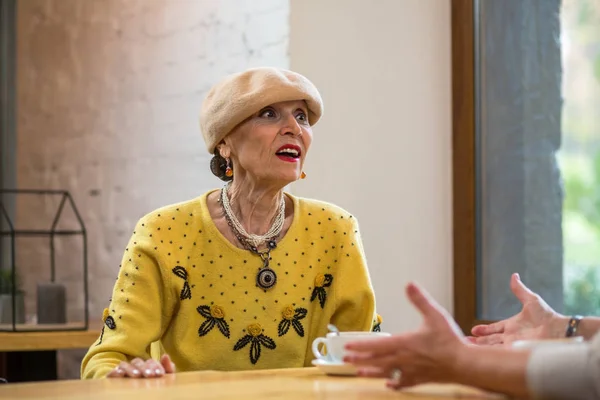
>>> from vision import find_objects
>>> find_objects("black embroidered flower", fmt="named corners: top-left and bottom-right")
top-left (105, 316), bottom-right (116, 329)
top-left (234, 323), bottom-right (276, 364)
top-left (310, 273), bottom-right (333, 308)
top-left (197, 305), bottom-right (230, 338)
top-left (372, 314), bottom-right (383, 332)
top-left (96, 308), bottom-right (117, 346)
top-left (278, 306), bottom-right (307, 337)
top-left (172, 266), bottom-right (191, 300)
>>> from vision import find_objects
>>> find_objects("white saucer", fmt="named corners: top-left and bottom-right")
top-left (311, 359), bottom-right (357, 376)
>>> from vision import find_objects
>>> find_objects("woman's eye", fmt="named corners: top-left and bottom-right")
top-left (259, 109), bottom-right (276, 118)
top-left (296, 112), bottom-right (308, 122)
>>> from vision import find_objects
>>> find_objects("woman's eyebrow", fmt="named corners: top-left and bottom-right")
top-left (294, 106), bottom-right (308, 113)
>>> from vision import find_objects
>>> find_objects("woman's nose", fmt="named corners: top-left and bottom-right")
top-left (281, 114), bottom-right (302, 136)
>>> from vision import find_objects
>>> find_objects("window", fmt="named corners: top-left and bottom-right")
top-left (0, 0), bottom-right (16, 269)
top-left (453, 0), bottom-right (600, 330)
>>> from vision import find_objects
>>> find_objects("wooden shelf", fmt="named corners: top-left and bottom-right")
top-left (0, 229), bottom-right (84, 236)
top-left (0, 324), bottom-right (100, 351)
top-left (0, 322), bottom-right (87, 331)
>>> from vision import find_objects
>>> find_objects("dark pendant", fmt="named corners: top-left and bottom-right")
top-left (268, 240), bottom-right (277, 249)
top-left (256, 267), bottom-right (277, 290)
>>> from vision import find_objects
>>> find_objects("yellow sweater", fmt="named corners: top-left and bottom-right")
top-left (81, 191), bottom-right (379, 379)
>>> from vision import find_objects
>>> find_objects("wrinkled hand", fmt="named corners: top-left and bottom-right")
top-left (107, 354), bottom-right (175, 378)
top-left (469, 273), bottom-right (564, 346)
top-left (343, 282), bottom-right (466, 390)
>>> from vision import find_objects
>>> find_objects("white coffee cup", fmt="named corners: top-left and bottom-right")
top-left (312, 331), bottom-right (391, 363)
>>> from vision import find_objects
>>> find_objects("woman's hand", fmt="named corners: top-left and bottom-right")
top-left (343, 282), bottom-right (467, 389)
top-left (107, 354), bottom-right (175, 378)
top-left (469, 273), bottom-right (566, 346)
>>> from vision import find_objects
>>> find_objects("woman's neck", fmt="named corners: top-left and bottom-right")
top-left (226, 179), bottom-right (284, 236)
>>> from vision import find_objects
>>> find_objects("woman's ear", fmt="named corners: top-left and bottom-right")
top-left (216, 141), bottom-right (230, 159)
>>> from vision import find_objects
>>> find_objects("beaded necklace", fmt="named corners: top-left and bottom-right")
top-left (219, 183), bottom-right (285, 290)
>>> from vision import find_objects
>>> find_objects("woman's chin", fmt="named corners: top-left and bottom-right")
top-left (249, 170), bottom-right (301, 186)
top-left (276, 174), bottom-right (301, 186)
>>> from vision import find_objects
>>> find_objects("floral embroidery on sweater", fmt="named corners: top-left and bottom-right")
top-left (197, 305), bottom-right (230, 338)
top-left (233, 323), bottom-right (276, 365)
top-left (172, 266), bottom-right (192, 300)
top-left (95, 308), bottom-right (117, 346)
top-left (311, 273), bottom-right (333, 308)
top-left (372, 314), bottom-right (383, 332)
top-left (278, 306), bottom-right (307, 337)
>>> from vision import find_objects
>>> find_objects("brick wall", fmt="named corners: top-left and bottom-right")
top-left (15, 0), bottom-right (289, 378)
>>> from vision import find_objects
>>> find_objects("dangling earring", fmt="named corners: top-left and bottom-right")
top-left (300, 171), bottom-right (306, 179)
top-left (225, 158), bottom-right (233, 177)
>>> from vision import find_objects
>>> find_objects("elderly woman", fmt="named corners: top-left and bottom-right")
top-left (81, 67), bottom-right (380, 379)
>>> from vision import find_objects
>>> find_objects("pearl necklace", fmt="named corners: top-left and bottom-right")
top-left (219, 183), bottom-right (286, 290)
top-left (220, 183), bottom-right (286, 249)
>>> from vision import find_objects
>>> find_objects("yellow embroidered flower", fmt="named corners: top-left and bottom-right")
top-left (210, 305), bottom-right (225, 319)
top-left (282, 305), bottom-right (295, 320)
top-left (234, 323), bottom-right (277, 364)
top-left (102, 308), bottom-right (116, 330)
top-left (197, 304), bottom-right (230, 338)
top-left (278, 307), bottom-right (307, 337)
top-left (96, 307), bottom-right (116, 346)
top-left (314, 273), bottom-right (325, 287)
top-left (372, 314), bottom-right (383, 332)
top-left (311, 273), bottom-right (334, 308)
top-left (248, 323), bottom-right (262, 337)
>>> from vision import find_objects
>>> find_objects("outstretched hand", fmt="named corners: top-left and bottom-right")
top-left (469, 273), bottom-right (564, 346)
top-left (343, 282), bottom-right (466, 389)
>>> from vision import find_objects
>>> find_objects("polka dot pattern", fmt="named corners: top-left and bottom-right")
top-left (84, 192), bottom-right (378, 376)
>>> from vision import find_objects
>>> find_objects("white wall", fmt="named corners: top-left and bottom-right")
top-left (290, 0), bottom-right (452, 333)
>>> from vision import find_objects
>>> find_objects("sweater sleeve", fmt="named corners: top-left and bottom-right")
top-left (330, 216), bottom-right (378, 332)
top-left (80, 216), bottom-right (175, 379)
top-left (526, 332), bottom-right (600, 399)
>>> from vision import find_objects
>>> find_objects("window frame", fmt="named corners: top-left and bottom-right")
top-left (451, 0), bottom-right (488, 333)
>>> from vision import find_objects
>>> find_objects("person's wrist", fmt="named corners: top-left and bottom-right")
top-left (548, 314), bottom-right (569, 338)
top-left (447, 340), bottom-right (472, 384)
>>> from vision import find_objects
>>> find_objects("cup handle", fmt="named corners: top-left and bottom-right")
top-left (312, 337), bottom-right (328, 360)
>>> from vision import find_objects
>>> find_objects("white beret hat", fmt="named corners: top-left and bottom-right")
top-left (200, 67), bottom-right (324, 154)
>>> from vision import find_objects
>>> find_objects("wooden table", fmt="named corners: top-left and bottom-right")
top-left (0, 367), bottom-right (505, 399)
top-left (0, 327), bottom-right (100, 382)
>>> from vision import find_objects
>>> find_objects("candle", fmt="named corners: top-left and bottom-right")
top-left (37, 282), bottom-right (66, 324)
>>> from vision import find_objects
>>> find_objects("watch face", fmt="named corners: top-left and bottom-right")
top-left (566, 316), bottom-right (583, 337)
